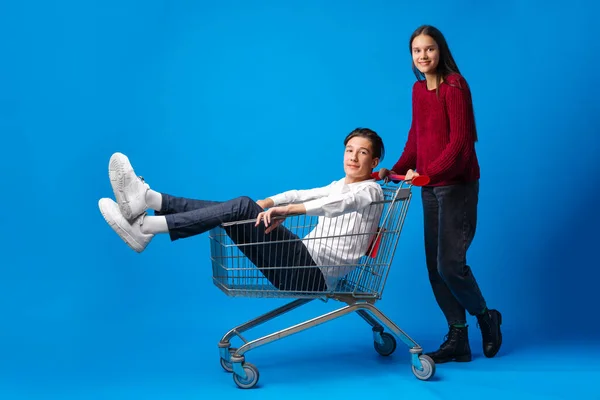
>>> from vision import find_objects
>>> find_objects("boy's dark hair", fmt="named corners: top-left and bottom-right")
top-left (344, 128), bottom-right (385, 161)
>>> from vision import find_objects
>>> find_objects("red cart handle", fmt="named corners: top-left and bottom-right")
top-left (370, 172), bottom-right (430, 187)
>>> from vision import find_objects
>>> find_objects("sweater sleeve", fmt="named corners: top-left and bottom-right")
top-left (421, 79), bottom-right (473, 183)
top-left (391, 84), bottom-right (418, 174)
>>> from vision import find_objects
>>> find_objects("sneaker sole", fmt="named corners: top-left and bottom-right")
top-left (99, 199), bottom-right (145, 253)
top-left (108, 153), bottom-right (136, 221)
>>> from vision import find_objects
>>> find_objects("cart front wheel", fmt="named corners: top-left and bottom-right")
top-left (233, 362), bottom-right (260, 389)
top-left (412, 355), bottom-right (436, 381)
top-left (374, 332), bottom-right (397, 356)
top-left (219, 347), bottom-right (238, 373)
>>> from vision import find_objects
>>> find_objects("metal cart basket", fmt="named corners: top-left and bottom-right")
top-left (210, 175), bottom-right (435, 388)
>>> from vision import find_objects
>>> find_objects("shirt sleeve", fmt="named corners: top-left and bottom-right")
top-left (303, 183), bottom-right (382, 218)
top-left (268, 181), bottom-right (336, 206)
top-left (421, 80), bottom-right (474, 183)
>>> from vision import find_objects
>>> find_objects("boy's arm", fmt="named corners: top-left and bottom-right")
top-left (256, 183), bottom-right (381, 233)
top-left (257, 181), bottom-right (336, 208)
top-left (257, 198), bottom-right (307, 211)
top-left (303, 184), bottom-right (382, 218)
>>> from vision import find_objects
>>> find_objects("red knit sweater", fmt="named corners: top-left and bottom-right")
top-left (391, 73), bottom-right (480, 186)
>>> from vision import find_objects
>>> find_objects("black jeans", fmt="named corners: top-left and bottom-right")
top-left (157, 194), bottom-right (327, 292)
top-left (421, 181), bottom-right (487, 325)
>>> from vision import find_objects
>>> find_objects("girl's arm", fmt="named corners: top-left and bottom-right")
top-left (391, 86), bottom-right (418, 174)
top-left (422, 80), bottom-right (474, 182)
top-left (390, 124), bottom-right (417, 175)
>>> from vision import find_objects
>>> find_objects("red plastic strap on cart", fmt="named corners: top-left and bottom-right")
top-left (366, 228), bottom-right (386, 258)
top-left (370, 172), bottom-right (430, 186)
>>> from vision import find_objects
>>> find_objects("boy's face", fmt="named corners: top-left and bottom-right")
top-left (344, 136), bottom-right (379, 183)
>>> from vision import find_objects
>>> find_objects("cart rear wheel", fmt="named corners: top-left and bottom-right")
top-left (412, 355), bottom-right (436, 381)
top-left (233, 362), bottom-right (259, 389)
top-left (374, 332), bottom-right (397, 356)
top-left (219, 347), bottom-right (238, 373)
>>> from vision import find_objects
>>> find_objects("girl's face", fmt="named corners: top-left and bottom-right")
top-left (411, 34), bottom-right (439, 75)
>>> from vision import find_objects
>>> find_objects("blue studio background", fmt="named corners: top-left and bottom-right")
top-left (1, 0), bottom-right (599, 399)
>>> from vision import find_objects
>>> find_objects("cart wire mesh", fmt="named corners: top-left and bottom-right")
top-left (210, 183), bottom-right (412, 299)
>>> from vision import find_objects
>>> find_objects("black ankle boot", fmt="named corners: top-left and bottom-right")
top-left (425, 325), bottom-right (472, 364)
top-left (476, 309), bottom-right (502, 358)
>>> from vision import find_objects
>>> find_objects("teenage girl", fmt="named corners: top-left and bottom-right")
top-left (379, 25), bottom-right (502, 363)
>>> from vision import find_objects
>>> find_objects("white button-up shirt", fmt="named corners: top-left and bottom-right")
top-left (269, 178), bottom-right (384, 290)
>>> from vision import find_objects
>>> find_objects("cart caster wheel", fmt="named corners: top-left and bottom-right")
top-left (219, 347), bottom-right (238, 373)
top-left (412, 355), bottom-right (436, 381)
top-left (233, 362), bottom-right (260, 389)
top-left (374, 332), bottom-right (397, 356)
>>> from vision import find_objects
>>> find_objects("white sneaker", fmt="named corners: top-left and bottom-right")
top-left (98, 198), bottom-right (153, 253)
top-left (108, 152), bottom-right (149, 221)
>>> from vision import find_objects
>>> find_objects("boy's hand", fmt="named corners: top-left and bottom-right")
top-left (255, 206), bottom-right (289, 234)
top-left (378, 168), bottom-right (391, 180)
top-left (378, 168), bottom-right (399, 182)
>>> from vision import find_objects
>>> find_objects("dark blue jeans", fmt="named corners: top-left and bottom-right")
top-left (421, 181), bottom-right (487, 325)
top-left (157, 194), bottom-right (327, 292)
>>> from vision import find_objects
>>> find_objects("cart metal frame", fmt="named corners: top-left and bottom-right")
top-left (209, 179), bottom-right (435, 388)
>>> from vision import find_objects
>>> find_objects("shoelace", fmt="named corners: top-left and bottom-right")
top-left (441, 328), bottom-right (463, 347)
top-left (441, 333), bottom-right (450, 345)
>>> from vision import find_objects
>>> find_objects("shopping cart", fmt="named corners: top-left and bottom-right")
top-left (210, 173), bottom-right (434, 389)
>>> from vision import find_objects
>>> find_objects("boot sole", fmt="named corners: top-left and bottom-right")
top-left (431, 354), bottom-right (472, 364)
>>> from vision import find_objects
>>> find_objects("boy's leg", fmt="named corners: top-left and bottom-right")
top-left (100, 194), bottom-right (327, 290)
top-left (224, 217), bottom-right (327, 292)
top-left (155, 193), bottom-right (222, 216)
top-left (108, 152), bottom-right (226, 219)
top-left (165, 196), bottom-right (261, 240)
top-left (163, 195), bottom-right (326, 290)
top-left (104, 153), bottom-right (325, 290)
top-left (99, 195), bottom-right (256, 253)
